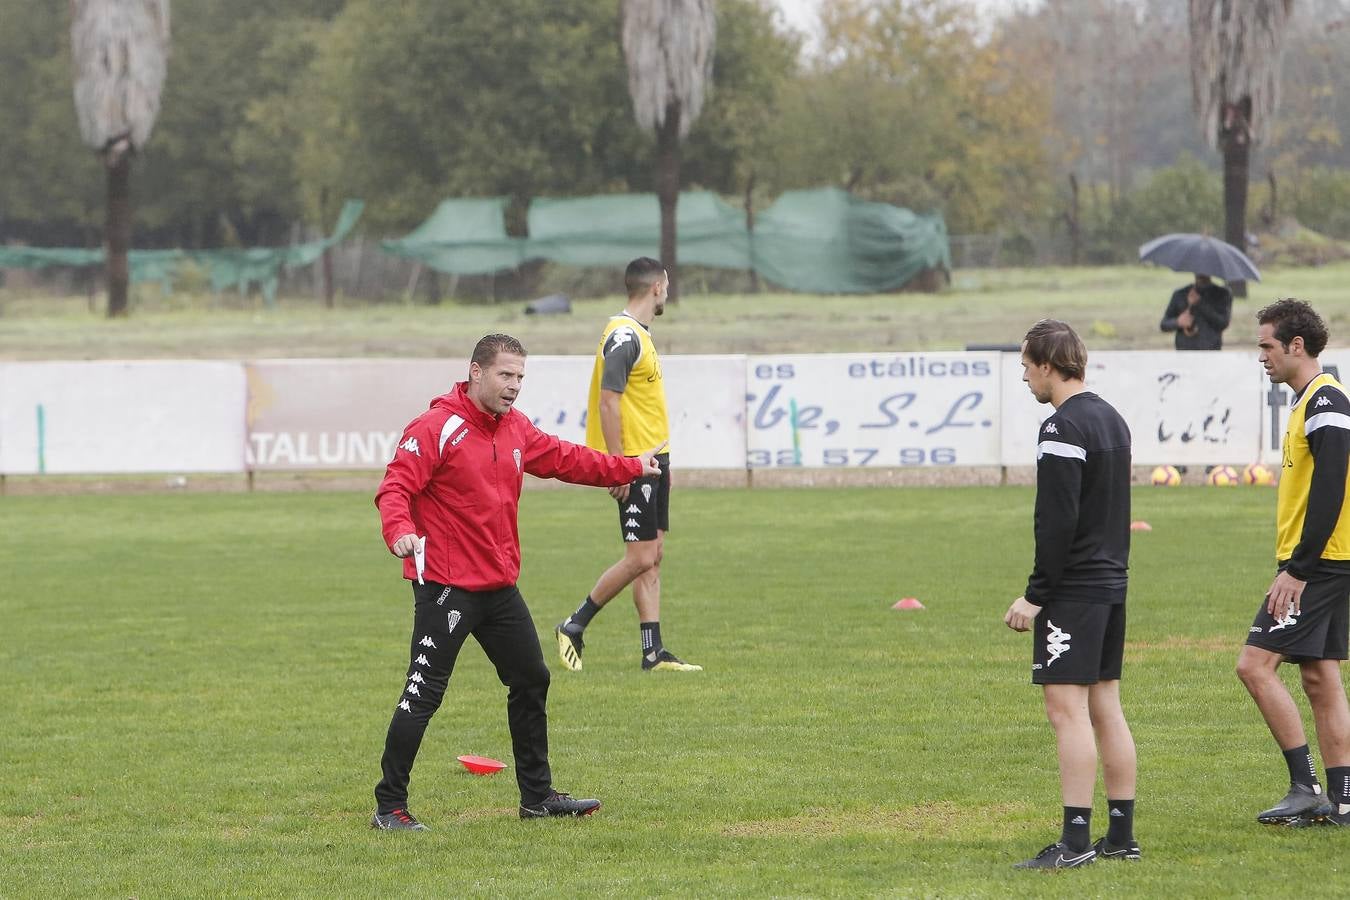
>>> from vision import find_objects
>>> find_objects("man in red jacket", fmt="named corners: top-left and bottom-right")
top-left (370, 333), bottom-right (663, 830)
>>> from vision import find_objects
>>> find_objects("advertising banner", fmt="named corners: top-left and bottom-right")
top-left (245, 356), bottom-right (747, 472)
top-left (0, 361), bottom-right (247, 474)
top-left (744, 353), bottom-right (1003, 468)
top-left (245, 359), bottom-right (464, 470)
top-left (1001, 351), bottom-right (1264, 466)
top-left (513, 356), bottom-right (746, 469)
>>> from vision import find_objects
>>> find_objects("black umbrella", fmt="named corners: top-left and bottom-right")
top-left (1138, 233), bottom-right (1261, 282)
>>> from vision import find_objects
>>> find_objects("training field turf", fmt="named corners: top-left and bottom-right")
top-left (3, 484), bottom-right (1347, 896)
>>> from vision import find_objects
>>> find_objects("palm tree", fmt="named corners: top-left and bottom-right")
top-left (1188, 0), bottom-right (1293, 297)
top-left (71, 0), bottom-right (171, 317)
top-left (621, 0), bottom-right (716, 303)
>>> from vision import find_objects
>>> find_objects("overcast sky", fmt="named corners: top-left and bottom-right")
top-left (773, 0), bottom-right (1035, 33)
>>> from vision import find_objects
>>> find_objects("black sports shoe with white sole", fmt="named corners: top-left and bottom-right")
top-left (370, 808), bottom-right (428, 831)
top-left (1092, 836), bottom-right (1140, 860)
top-left (519, 790), bottom-right (601, 819)
top-left (1013, 841), bottom-right (1096, 870)
top-left (1257, 783), bottom-right (1333, 825)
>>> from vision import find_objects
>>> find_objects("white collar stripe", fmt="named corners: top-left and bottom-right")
top-left (1037, 440), bottom-right (1087, 461)
top-left (439, 414), bottom-right (465, 454)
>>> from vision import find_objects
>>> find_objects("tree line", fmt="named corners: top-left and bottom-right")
top-left (2, 0), bottom-right (1348, 266)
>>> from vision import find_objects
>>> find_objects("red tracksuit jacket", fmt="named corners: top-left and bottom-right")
top-left (375, 381), bottom-right (643, 591)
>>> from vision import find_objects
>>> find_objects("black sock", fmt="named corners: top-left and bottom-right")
top-left (1060, 806), bottom-right (1091, 852)
top-left (564, 597), bottom-right (601, 634)
top-left (640, 621), bottom-right (662, 658)
top-left (1283, 744), bottom-right (1320, 789)
top-left (1328, 766), bottom-right (1350, 808)
top-left (1106, 798), bottom-right (1134, 845)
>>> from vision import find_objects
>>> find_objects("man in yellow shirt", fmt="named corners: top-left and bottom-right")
top-left (1238, 298), bottom-right (1350, 827)
top-left (555, 257), bottom-right (701, 673)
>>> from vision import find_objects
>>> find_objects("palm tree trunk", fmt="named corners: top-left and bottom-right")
top-left (656, 100), bottom-right (681, 304)
top-left (106, 153), bottom-right (132, 318)
top-left (1220, 104), bottom-right (1251, 298)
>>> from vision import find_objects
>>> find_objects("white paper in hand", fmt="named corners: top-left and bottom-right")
top-left (413, 535), bottom-right (427, 585)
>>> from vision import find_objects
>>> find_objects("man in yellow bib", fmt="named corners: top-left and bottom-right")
top-left (1238, 299), bottom-right (1350, 827)
top-left (555, 257), bottom-right (701, 673)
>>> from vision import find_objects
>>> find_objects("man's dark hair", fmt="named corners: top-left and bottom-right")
top-left (1023, 319), bottom-right (1087, 380)
top-left (625, 257), bottom-right (666, 298)
top-left (1257, 298), bottom-right (1328, 357)
top-left (471, 333), bottom-right (527, 368)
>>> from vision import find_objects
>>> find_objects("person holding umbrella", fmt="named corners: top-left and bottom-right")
top-left (1160, 274), bottom-right (1233, 350)
top-left (1140, 232), bottom-right (1260, 351)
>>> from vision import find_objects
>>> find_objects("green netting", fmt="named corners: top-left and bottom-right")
top-left (387, 188), bottom-right (947, 293)
top-left (0, 200), bottom-right (364, 303)
top-left (752, 188), bottom-right (950, 294)
top-left (526, 191), bottom-right (749, 269)
top-left (381, 197), bottom-right (526, 275)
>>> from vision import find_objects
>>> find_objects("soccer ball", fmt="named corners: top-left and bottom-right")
top-left (1207, 465), bottom-right (1240, 486)
top-left (1150, 465), bottom-right (1181, 486)
top-left (1242, 463), bottom-right (1277, 486)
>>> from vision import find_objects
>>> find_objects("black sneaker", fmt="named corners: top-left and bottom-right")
top-left (641, 648), bottom-right (703, 672)
top-left (1257, 783), bottom-right (1333, 825)
top-left (519, 790), bottom-right (601, 819)
top-left (370, 808), bottom-right (428, 831)
top-left (1013, 842), bottom-right (1096, 870)
top-left (555, 623), bottom-right (584, 672)
top-left (1294, 800), bottom-right (1350, 827)
top-left (1092, 836), bottom-right (1141, 860)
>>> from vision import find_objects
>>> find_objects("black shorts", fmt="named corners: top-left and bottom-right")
top-left (1031, 600), bottom-right (1126, 685)
top-left (1246, 568), bottom-right (1350, 662)
top-left (616, 453), bottom-right (670, 543)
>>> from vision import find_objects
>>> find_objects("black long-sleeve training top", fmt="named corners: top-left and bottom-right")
top-left (1025, 391), bottom-right (1133, 605)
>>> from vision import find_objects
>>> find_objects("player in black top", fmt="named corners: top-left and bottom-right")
top-left (1004, 319), bottom-right (1139, 869)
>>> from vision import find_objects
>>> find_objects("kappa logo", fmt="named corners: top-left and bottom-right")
top-left (1316, 395), bottom-right (1332, 408)
top-left (625, 504), bottom-right (641, 514)
top-left (451, 428), bottom-right (469, 447)
top-left (435, 586), bottom-right (452, 606)
top-left (625, 518), bottom-right (639, 528)
top-left (415, 654), bottom-right (430, 666)
top-left (625, 533), bottom-right (639, 542)
top-left (409, 672), bottom-right (425, 684)
top-left (1043, 422), bottom-right (1058, 435)
top-left (419, 635), bottom-right (437, 649)
top-left (608, 327), bottom-right (635, 352)
top-left (513, 448), bottom-right (522, 472)
top-left (399, 436), bottom-right (421, 456)
top-left (641, 484), bottom-right (653, 503)
top-left (1045, 620), bottom-right (1071, 666)
top-left (447, 610), bottom-right (462, 634)
top-left (398, 699), bottom-right (412, 712)
top-left (1271, 609), bottom-right (1300, 632)
top-left (406, 683), bottom-right (421, 696)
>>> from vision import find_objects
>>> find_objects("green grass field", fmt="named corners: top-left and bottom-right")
top-left (4, 262), bottom-right (1350, 359)
top-left (5, 484), bottom-right (1349, 897)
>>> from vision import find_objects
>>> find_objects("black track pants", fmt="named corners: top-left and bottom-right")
top-left (374, 580), bottom-right (553, 811)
